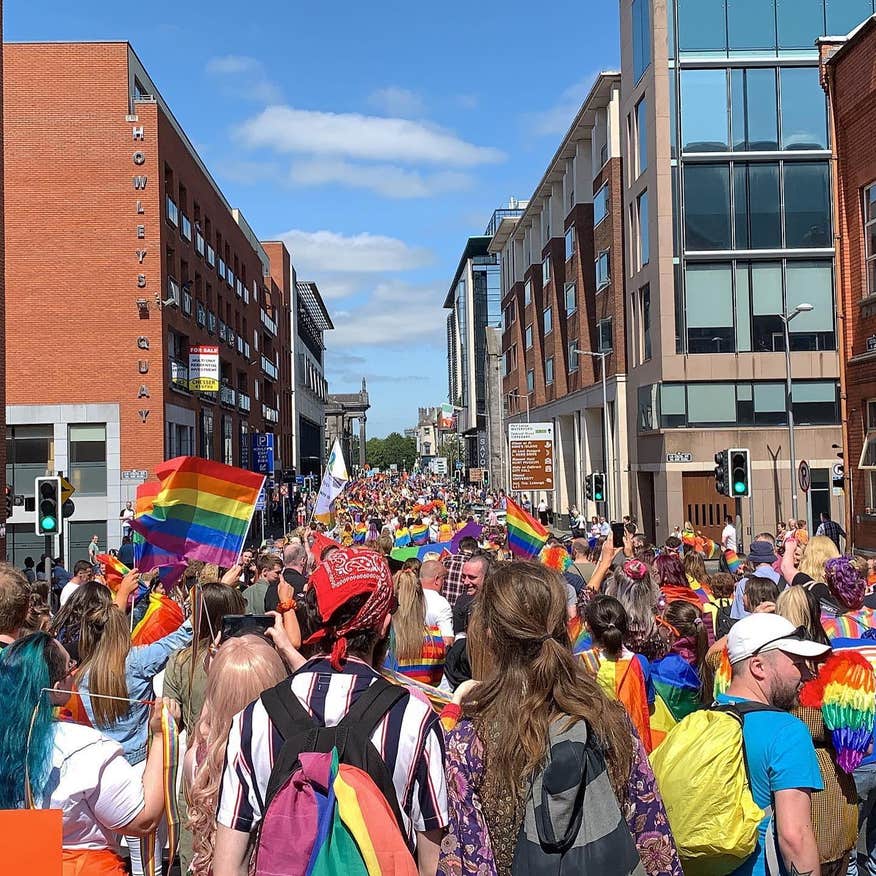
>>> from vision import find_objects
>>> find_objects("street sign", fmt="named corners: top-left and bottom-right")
top-left (833, 462), bottom-right (844, 480)
top-left (469, 467), bottom-right (484, 483)
top-left (251, 433), bottom-right (275, 475)
top-left (666, 452), bottom-right (692, 463)
top-left (798, 459), bottom-right (811, 493)
top-left (60, 476), bottom-right (76, 504)
top-left (508, 422), bottom-right (555, 492)
top-left (455, 460), bottom-right (464, 471)
top-left (255, 487), bottom-right (267, 511)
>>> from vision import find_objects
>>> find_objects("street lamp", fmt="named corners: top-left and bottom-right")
top-left (574, 347), bottom-right (614, 520)
top-left (507, 389), bottom-right (530, 423)
top-left (781, 303), bottom-right (813, 521)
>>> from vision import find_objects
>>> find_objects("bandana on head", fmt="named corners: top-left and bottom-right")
top-left (303, 547), bottom-right (395, 670)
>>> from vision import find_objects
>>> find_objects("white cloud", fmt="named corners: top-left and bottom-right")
top-left (235, 106), bottom-right (505, 166)
top-left (367, 86), bottom-right (425, 117)
top-left (214, 158), bottom-right (283, 184)
top-left (289, 158), bottom-right (472, 198)
top-left (525, 74), bottom-right (599, 136)
top-left (276, 229), bottom-right (432, 275)
top-left (205, 55), bottom-right (282, 104)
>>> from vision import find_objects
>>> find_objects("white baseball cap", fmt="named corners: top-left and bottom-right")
top-left (727, 613), bottom-right (831, 665)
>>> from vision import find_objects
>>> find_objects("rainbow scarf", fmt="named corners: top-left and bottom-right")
top-left (141, 703), bottom-right (180, 876)
top-left (131, 456), bottom-right (264, 568)
top-left (724, 549), bottom-right (743, 574)
top-left (800, 651), bottom-right (876, 773)
top-left (505, 496), bottom-right (549, 558)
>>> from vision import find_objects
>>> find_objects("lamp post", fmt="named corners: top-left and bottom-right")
top-left (574, 347), bottom-right (613, 520)
top-left (780, 303), bottom-right (814, 521)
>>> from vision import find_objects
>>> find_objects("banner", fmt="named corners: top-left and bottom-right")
top-left (438, 404), bottom-right (456, 429)
top-left (314, 438), bottom-right (349, 521)
top-left (188, 344), bottom-right (220, 391)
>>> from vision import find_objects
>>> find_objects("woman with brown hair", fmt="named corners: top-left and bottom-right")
top-left (440, 561), bottom-right (681, 876)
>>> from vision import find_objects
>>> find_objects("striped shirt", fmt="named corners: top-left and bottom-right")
top-left (217, 656), bottom-right (448, 842)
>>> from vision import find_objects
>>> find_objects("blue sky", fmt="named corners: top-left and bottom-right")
top-left (6, 0), bottom-right (620, 437)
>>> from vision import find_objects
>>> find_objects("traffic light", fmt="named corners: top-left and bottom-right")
top-left (592, 473), bottom-right (605, 503)
top-left (714, 450), bottom-right (729, 496)
top-left (585, 474), bottom-right (594, 501)
top-left (35, 476), bottom-right (62, 536)
top-left (5, 485), bottom-right (12, 518)
top-left (729, 448), bottom-right (751, 498)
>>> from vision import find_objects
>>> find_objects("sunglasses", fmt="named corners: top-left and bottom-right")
top-left (752, 625), bottom-right (807, 656)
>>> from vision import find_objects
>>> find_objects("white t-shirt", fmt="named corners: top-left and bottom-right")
top-left (39, 722), bottom-right (144, 850)
top-left (59, 580), bottom-right (80, 607)
top-left (722, 523), bottom-right (737, 553)
top-left (423, 588), bottom-right (454, 639)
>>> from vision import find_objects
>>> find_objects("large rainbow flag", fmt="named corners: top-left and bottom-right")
top-left (130, 457), bottom-right (264, 568)
top-left (133, 482), bottom-right (185, 573)
top-left (505, 496), bottom-right (549, 557)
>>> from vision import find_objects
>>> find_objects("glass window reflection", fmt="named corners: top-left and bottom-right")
top-left (784, 162), bottom-right (831, 247)
top-left (678, 0), bottom-right (727, 52)
top-left (780, 67), bottom-right (827, 150)
top-left (684, 163), bottom-right (731, 250)
top-left (825, 0), bottom-right (873, 35)
top-left (776, 0), bottom-right (825, 48)
top-left (734, 163), bottom-right (781, 249)
top-left (732, 68), bottom-right (778, 150)
top-left (727, 0), bottom-right (777, 50)
top-left (681, 69), bottom-right (729, 151)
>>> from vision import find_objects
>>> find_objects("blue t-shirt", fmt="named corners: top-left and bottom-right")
top-left (714, 694), bottom-right (823, 876)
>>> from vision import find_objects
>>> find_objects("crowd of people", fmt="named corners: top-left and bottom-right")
top-left (0, 470), bottom-right (875, 876)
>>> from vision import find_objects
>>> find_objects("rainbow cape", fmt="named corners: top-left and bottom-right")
top-left (800, 650), bottom-right (876, 773)
top-left (409, 523), bottom-right (429, 546)
top-left (713, 647), bottom-right (732, 698)
top-left (681, 529), bottom-right (719, 559)
top-left (95, 553), bottom-right (130, 591)
top-left (724, 549), bottom-right (743, 574)
top-left (352, 522), bottom-right (368, 544)
top-left (595, 654), bottom-right (654, 752)
top-left (505, 496), bottom-right (549, 558)
top-left (567, 616), bottom-right (593, 655)
top-left (394, 527), bottom-right (411, 548)
top-left (650, 653), bottom-right (702, 723)
top-left (130, 457), bottom-right (264, 568)
top-left (821, 608), bottom-right (876, 641)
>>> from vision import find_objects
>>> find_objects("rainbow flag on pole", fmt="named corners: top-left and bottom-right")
top-left (505, 496), bottom-right (549, 557)
top-left (95, 553), bottom-right (130, 591)
top-left (130, 457), bottom-right (264, 568)
top-left (133, 482), bottom-right (186, 573)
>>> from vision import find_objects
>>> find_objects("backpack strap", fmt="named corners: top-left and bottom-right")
top-left (260, 678), bottom-right (316, 740)
top-left (338, 676), bottom-right (407, 735)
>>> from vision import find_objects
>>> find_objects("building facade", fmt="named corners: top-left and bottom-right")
top-left (3, 43), bottom-right (300, 565)
top-left (821, 14), bottom-right (876, 553)
top-left (492, 74), bottom-right (629, 521)
top-left (619, 0), bottom-right (848, 542)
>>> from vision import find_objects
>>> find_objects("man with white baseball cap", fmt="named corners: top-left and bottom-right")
top-left (716, 613), bottom-right (830, 876)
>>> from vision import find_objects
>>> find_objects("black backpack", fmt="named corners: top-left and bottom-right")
top-left (259, 675), bottom-right (411, 846)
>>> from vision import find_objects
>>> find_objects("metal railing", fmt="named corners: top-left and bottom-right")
top-left (238, 392), bottom-right (251, 413)
top-left (169, 356), bottom-right (189, 390)
top-left (260, 355), bottom-right (278, 380)
top-left (220, 385), bottom-right (236, 407)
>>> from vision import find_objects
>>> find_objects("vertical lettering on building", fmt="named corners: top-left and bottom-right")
top-left (132, 176), bottom-right (148, 190)
top-left (132, 126), bottom-right (144, 141)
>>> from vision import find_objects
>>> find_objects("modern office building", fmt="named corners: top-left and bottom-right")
top-left (3, 43), bottom-right (309, 564)
top-left (491, 74), bottom-right (628, 520)
top-left (446, 202), bottom-right (526, 471)
top-left (820, 14), bottom-right (876, 552)
top-left (619, 0), bottom-right (851, 542)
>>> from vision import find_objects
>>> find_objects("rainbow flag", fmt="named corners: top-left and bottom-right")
top-left (724, 549), bottom-right (743, 574)
top-left (352, 522), bottom-right (368, 544)
top-left (595, 655), bottom-right (654, 752)
top-left (409, 523), bottom-right (429, 546)
top-left (505, 496), bottom-right (549, 557)
top-left (130, 457), bottom-right (264, 568)
top-left (133, 482), bottom-right (185, 573)
top-left (567, 616), bottom-right (593, 655)
top-left (394, 527), bottom-right (411, 548)
top-left (95, 553), bottom-right (129, 591)
top-left (131, 592), bottom-right (184, 646)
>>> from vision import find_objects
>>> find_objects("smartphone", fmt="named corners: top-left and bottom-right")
top-left (220, 614), bottom-right (273, 642)
top-left (611, 522), bottom-right (625, 549)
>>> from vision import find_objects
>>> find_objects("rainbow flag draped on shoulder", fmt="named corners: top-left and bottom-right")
top-left (130, 457), bottom-right (264, 568)
top-left (505, 496), bottom-right (549, 557)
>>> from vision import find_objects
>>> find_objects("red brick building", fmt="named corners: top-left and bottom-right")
top-left (3, 42), bottom-right (297, 563)
top-left (821, 18), bottom-right (876, 552)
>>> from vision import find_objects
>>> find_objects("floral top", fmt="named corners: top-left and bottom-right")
top-left (438, 717), bottom-right (682, 876)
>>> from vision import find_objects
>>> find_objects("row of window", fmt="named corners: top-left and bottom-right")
top-left (505, 320), bottom-right (614, 383)
top-left (167, 414), bottom-right (256, 469)
top-left (683, 161), bottom-right (831, 252)
top-left (638, 379), bottom-right (839, 431)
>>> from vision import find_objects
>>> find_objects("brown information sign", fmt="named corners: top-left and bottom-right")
top-left (509, 422), bottom-right (555, 492)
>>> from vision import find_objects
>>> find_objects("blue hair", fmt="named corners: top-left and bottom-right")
top-left (0, 633), bottom-right (65, 808)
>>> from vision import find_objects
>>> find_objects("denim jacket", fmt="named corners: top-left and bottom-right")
top-left (79, 619), bottom-right (193, 764)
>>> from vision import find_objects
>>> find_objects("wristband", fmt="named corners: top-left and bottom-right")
top-left (276, 599), bottom-right (297, 614)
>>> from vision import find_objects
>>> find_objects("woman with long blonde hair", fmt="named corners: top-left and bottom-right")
top-left (186, 635), bottom-right (287, 876)
top-left (441, 562), bottom-right (682, 876)
top-left (781, 533), bottom-right (840, 587)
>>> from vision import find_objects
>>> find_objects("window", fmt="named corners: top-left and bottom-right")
top-left (544, 307), bottom-right (553, 335)
top-left (569, 341), bottom-right (579, 371)
top-left (828, 0), bottom-right (874, 34)
top-left (632, 0), bottom-right (652, 82)
top-left (777, 0), bottom-right (825, 50)
top-left (545, 357), bottom-right (554, 385)
top-left (743, 261), bottom-right (784, 352)
top-left (525, 324), bottom-right (533, 349)
top-left (636, 97), bottom-right (648, 175)
top-left (503, 301), bottom-right (516, 330)
top-left (596, 251), bottom-right (611, 288)
top-left (594, 184), bottom-right (609, 226)
top-left (784, 162), bottom-right (831, 247)
top-left (681, 69), bottom-right (728, 152)
top-left (200, 409), bottom-right (214, 460)
top-left (68, 425), bottom-right (107, 496)
top-left (659, 384), bottom-right (687, 428)
top-left (686, 263), bottom-right (734, 353)
top-left (677, 0), bottom-right (727, 52)
top-left (792, 381), bottom-right (838, 424)
top-left (565, 282), bottom-right (577, 314)
top-left (222, 415), bottom-right (233, 466)
top-left (684, 164), bottom-right (731, 250)
top-left (731, 68), bottom-right (778, 151)
top-left (542, 256), bottom-right (551, 286)
top-left (6, 426), bottom-right (53, 495)
top-left (786, 261), bottom-right (835, 350)
top-left (638, 190), bottom-right (650, 266)
top-left (509, 344), bottom-right (518, 372)
top-left (727, 0), bottom-right (777, 50)
top-left (734, 163), bottom-right (781, 249)
top-left (565, 227), bottom-right (575, 261)
top-left (524, 280), bottom-right (532, 307)
top-left (865, 183), bottom-right (876, 296)
top-left (688, 383), bottom-right (737, 424)
top-left (641, 284), bottom-right (652, 360)
top-left (780, 68), bottom-right (828, 151)
top-left (526, 369), bottom-right (535, 393)
top-left (598, 318), bottom-right (613, 353)
top-left (239, 421), bottom-right (250, 470)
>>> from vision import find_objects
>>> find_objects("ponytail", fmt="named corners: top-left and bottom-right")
top-left (585, 595), bottom-right (630, 659)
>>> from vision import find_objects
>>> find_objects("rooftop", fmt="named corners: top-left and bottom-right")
top-left (296, 281), bottom-right (334, 331)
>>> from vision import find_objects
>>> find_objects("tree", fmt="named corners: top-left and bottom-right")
top-left (366, 433), bottom-right (418, 470)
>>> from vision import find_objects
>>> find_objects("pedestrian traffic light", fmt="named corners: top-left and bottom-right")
top-left (585, 474), bottom-right (594, 501)
top-left (592, 473), bottom-right (605, 503)
top-left (714, 450), bottom-right (729, 496)
top-left (729, 448), bottom-right (751, 498)
top-left (35, 476), bottom-right (62, 536)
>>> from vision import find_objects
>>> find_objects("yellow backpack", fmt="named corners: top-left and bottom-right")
top-left (649, 702), bottom-right (778, 876)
